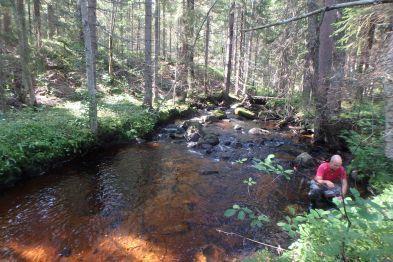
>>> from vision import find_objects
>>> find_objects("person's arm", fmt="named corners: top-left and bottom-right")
top-left (341, 178), bottom-right (348, 196)
top-left (315, 176), bottom-right (335, 188)
top-left (314, 163), bottom-right (335, 188)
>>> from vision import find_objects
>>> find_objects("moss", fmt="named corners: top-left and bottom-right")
top-left (211, 109), bottom-right (226, 120)
top-left (234, 107), bottom-right (256, 119)
top-left (0, 98), bottom-right (192, 188)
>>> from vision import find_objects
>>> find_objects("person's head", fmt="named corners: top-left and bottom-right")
top-left (329, 155), bottom-right (343, 171)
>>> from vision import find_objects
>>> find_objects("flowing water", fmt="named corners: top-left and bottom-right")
top-left (0, 110), bottom-right (312, 261)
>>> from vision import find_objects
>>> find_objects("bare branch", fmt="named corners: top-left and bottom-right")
top-left (216, 229), bottom-right (287, 254)
top-left (244, 0), bottom-right (393, 32)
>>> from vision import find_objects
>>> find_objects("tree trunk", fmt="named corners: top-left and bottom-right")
top-left (182, 0), bottom-right (195, 99)
top-left (47, 4), bottom-right (55, 39)
top-left (224, 1), bottom-right (235, 95)
top-left (0, 67), bottom-right (5, 113)
top-left (144, 0), bottom-right (153, 108)
top-left (153, 0), bottom-right (160, 104)
top-left (328, 5), bottom-right (346, 114)
top-left (383, 24), bottom-right (393, 159)
top-left (137, 17), bottom-right (141, 52)
top-left (169, 25), bottom-right (172, 59)
top-left (108, 1), bottom-right (117, 77)
top-left (235, 7), bottom-right (244, 96)
top-left (33, 0), bottom-right (41, 47)
top-left (242, 30), bottom-right (253, 95)
top-left (27, 0), bottom-right (32, 38)
top-left (80, 0), bottom-right (98, 134)
top-left (303, 0), bottom-right (320, 106)
top-left (3, 7), bottom-right (12, 37)
top-left (130, 3), bottom-right (134, 52)
top-left (14, 0), bottom-right (36, 106)
top-left (204, 15), bottom-right (210, 95)
top-left (89, 0), bottom-right (97, 58)
top-left (314, 0), bottom-right (338, 146)
top-left (162, 1), bottom-right (166, 58)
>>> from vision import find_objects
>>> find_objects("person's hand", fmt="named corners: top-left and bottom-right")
top-left (335, 196), bottom-right (343, 202)
top-left (325, 180), bottom-right (335, 188)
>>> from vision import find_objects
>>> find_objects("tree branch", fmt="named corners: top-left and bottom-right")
top-left (192, 0), bottom-right (219, 49)
top-left (216, 229), bottom-right (287, 254)
top-left (244, 0), bottom-right (393, 32)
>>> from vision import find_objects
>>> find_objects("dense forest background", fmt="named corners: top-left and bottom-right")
top-left (0, 0), bottom-right (392, 260)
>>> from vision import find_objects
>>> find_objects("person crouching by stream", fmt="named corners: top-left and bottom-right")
top-left (308, 155), bottom-right (349, 210)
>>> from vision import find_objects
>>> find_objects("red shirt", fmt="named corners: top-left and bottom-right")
top-left (315, 162), bottom-right (347, 182)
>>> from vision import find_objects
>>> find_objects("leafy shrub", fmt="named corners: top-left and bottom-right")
top-left (253, 154), bottom-right (294, 180)
top-left (0, 107), bottom-right (94, 183)
top-left (224, 204), bottom-right (270, 228)
top-left (278, 187), bottom-right (393, 261)
top-left (340, 102), bottom-right (393, 191)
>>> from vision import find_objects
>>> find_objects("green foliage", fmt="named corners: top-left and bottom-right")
top-left (0, 96), bottom-right (190, 185)
top-left (0, 107), bottom-right (94, 184)
top-left (224, 204), bottom-right (270, 228)
top-left (243, 177), bottom-right (257, 187)
top-left (278, 187), bottom-right (393, 261)
top-left (340, 102), bottom-right (393, 191)
top-left (40, 38), bottom-right (84, 71)
top-left (253, 154), bottom-right (293, 180)
top-left (244, 249), bottom-right (277, 262)
top-left (235, 157), bottom-right (248, 164)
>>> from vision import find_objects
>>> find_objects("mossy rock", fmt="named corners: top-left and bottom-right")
top-left (234, 107), bottom-right (255, 119)
top-left (211, 109), bottom-right (226, 120)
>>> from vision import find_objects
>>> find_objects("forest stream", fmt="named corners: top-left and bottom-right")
top-left (0, 108), bottom-right (313, 261)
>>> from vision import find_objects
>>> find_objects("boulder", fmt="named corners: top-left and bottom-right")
top-left (248, 128), bottom-right (270, 135)
top-left (187, 142), bottom-right (199, 148)
top-left (211, 109), bottom-right (227, 119)
top-left (186, 128), bottom-right (202, 142)
top-left (169, 133), bottom-right (185, 139)
top-left (234, 107), bottom-right (255, 119)
top-left (233, 124), bottom-right (242, 130)
top-left (187, 132), bottom-right (201, 142)
top-left (294, 152), bottom-right (314, 168)
top-left (201, 115), bottom-right (219, 123)
top-left (202, 133), bottom-right (220, 146)
top-left (181, 120), bottom-right (203, 131)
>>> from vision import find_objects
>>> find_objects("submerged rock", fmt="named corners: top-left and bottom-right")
top-left (160, 223), bottom-right (190, 235)
top-left (199, 170), bottom-right (219, 176)
top-left (59, 247), bottom-right (72, 257)
top-left (202, 133), bottom-right (220, 146)
top-left (195, 244), bottom-right (225, 262)
top-left (248, 128), bottom-right (270, 135)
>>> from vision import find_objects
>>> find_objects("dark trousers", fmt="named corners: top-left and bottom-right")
top-left (308, 180), bottom-right (342, 209)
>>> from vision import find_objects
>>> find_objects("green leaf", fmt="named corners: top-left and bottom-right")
top-left (258, 215), bottom-right (270, 222)
top-left (233, 204), bottom-right (240, 209)
top-left (242, 207), bottom-right (253, 214)
top-left (224, 209), bottom-right (237, 217)
top-left (238, 210), bottom-right (246, 220)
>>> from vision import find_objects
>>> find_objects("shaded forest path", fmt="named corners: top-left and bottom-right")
top-left (0, 107), bottom-right (313, 261)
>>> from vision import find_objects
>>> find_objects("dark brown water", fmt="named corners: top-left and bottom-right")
top-left (0, 114), bottom-right (310, 261)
